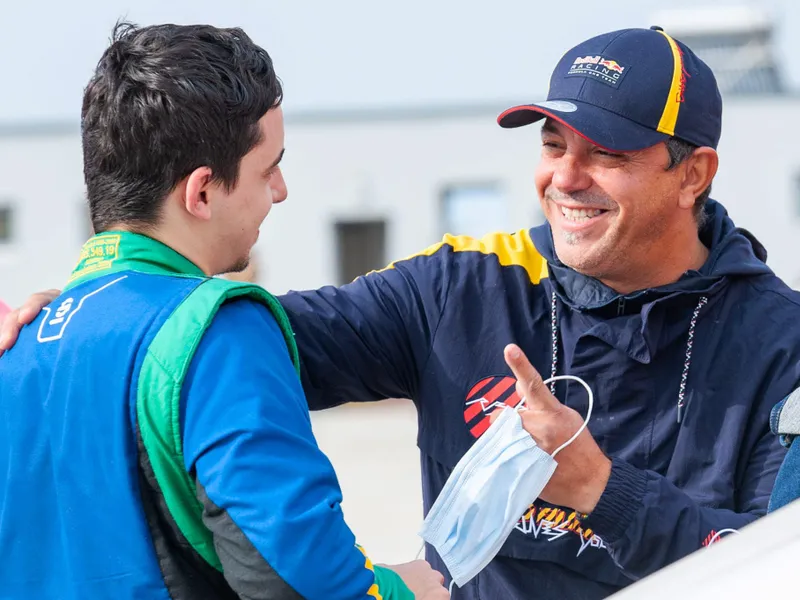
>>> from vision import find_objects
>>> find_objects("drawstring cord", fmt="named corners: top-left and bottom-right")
top-left (549, 292), bottom-right (708, 424)
top-left (549, 291), bottom-right (559, 395)
top-left (676, 296), bottom-right (708, 423)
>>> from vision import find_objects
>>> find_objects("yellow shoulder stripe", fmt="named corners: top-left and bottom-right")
top-left (377, 229), bottom-right (549, 285)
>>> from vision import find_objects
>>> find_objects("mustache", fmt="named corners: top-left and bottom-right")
top-left (544, 188), bottom-right (615, 211)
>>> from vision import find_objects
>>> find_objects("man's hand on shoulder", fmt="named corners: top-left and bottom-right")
top-left (0, 289), bottom-right (61, 356)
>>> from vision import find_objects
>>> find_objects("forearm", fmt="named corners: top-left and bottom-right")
top-left (280, 270), bottom-right (438, 409)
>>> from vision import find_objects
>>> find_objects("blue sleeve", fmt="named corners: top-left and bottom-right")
top-left (279, 253), bottom-right (449, 410)
top-left (583, 427), bottom-right (786, 581)
top-left (180, 298), bottom-right (407, 599)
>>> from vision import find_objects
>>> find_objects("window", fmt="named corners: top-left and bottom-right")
top-left (335, 220), bottom-right (387, 285)
top-left (0, 206), bottom-right (12, 243)
top-left (441, 183), bottom-right (511, 238)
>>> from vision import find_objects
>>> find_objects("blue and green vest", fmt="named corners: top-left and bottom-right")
top-left (0, 231), bottom-right (408, 600)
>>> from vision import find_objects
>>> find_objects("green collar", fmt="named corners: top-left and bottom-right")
top-left (65, 231), bottom-right (206, 292)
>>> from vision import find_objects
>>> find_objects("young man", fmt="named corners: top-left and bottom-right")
top-left (7, 26), bottom-right (800, 599)
top-left (0, 22), bottom-right (446, 600)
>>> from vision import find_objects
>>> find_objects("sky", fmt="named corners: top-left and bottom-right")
top-left (1, 0), bottom-right (798, 124)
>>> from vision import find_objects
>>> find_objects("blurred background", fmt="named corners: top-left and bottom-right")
top-left (2, 0), bottom-right (798, 566)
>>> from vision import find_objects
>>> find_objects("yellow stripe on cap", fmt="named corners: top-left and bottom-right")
top-left (655, 29), bottom-right (684, 136)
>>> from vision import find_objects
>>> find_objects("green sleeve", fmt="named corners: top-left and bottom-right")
top-left (373, 565), bottom-right (415, 600)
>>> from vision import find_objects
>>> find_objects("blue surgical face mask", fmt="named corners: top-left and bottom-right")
top-left (418, 375), bottom-right (594, 590)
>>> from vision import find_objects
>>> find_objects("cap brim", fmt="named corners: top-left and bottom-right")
top-left (497, 99), bottom-right (668, 152)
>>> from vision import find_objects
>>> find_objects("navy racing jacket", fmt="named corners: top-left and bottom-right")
top-left (280, 199), bottom-right (800, 599)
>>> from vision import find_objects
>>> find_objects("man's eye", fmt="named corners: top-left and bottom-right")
top-left (597, 149), bottom-right (623, 158)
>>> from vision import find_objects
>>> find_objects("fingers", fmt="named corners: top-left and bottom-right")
top-left (0, 309), bottom-right (22, 355)
top-left (504, 344), bottom-right (560, 411)
top-left (19, 290), bottom-right (60, 325)
top-left (0, 289), bottom-right (60, 356)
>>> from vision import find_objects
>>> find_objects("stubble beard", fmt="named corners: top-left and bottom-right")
top-left (226, 255), bottom-right (251, 276)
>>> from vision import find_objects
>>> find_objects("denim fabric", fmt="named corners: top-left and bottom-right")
top-left (769, 439), bottom-right (800, 513)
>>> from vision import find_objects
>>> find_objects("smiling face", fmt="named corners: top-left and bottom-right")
top-left (535, 118), bottom-right (694, 287)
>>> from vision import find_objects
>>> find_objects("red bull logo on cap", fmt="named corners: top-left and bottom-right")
top-left (567, 54), bottom-right (629, 88)
top-left (599, 59), bottom-right (625, 73)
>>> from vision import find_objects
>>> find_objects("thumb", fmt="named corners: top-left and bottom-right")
top-left (504, 344), bottom-right (560, 411)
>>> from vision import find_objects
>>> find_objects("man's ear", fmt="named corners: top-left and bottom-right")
top-left (678, 148), bottom-right (718, 211)
top-left (184, 166), bottom-right (215, 221)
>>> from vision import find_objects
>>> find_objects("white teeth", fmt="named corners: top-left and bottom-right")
top-left (560, 207), bottom-right (604, 222)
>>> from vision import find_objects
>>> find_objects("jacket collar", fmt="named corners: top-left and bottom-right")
top-left (65, 231), bottom-right (205, 292)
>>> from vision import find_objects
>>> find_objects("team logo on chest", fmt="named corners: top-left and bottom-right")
top-left (463, 375), bottom-right (523, 438)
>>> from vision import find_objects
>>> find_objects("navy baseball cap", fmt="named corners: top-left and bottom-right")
top-left (498, 26), bottom-right (722, 151)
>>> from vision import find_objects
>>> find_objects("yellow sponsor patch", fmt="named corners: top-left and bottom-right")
top-left (69, 234), bottom-right (122, 282)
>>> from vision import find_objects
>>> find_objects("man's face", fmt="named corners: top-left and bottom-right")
top-left (535, 118), bottom-right (685, 283)
top-left (212, 106), bottom-right (287, 274)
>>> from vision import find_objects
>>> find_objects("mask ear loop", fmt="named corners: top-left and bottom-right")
top-left (517, 375), bottom-right (594, 459)
top-left (415, 541), bottom-right (425, 559)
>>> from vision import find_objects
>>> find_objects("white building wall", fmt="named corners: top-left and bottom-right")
top-left (264, 109), bottom-right (541, 294)
top-left (2, 97), bottom-right (800, 306)
top-left (0, 130), bottom-right (86, 306)
top-left (712, 97), bottom-right (800, 287)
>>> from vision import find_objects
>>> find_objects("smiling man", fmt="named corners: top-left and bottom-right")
top-left (5, 25), bottom-right (800, 599)
top-left (276, 26), bottom-right (800, 598)
top-left (274, 26), bottom-right (800, 597)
